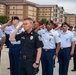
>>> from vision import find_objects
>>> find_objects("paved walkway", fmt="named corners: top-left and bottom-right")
top-left (0, 46), bottom-right (76, 75)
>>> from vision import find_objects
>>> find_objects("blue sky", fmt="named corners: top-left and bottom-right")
top-left (27, 0), bottom-right (76, 14)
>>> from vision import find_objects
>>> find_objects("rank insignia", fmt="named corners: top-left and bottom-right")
top-left (66, 38), bottom-right (68, 41)
top-left (49, 38), bottom-right (51, 41)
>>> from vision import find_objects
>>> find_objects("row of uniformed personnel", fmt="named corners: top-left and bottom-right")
top-left (0, 17), bottom-right (76, 75)
top-left (34, 20), bottom-right (76, 75)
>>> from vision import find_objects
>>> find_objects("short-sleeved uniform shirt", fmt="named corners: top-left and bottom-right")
top-left (0, 29), bottom-right (5, 44)
top-left (15, 30), bottom-right (43, 57)
top-left (73, 31), bottom-right (76, 44)
top-left (4, 22), bottom-right (24, 44)
top-left (59, 30), bottom-right (75, 48)
top-left (38, 29), bottom-right (61, 49)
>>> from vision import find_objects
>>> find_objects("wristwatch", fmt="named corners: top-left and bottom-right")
top-left (35, 63), bottom-right (39, 65)
top-left (54, 53), bottom-right (57, 56)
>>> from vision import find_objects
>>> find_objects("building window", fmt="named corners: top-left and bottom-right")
top-left (8, 7), bottom-right (9, 9)
top-left (60, 11), bottom-right (63, 14)
top-left (54, 14), bottom-right (57, 17)
top-left (8, 12), bottom-right (9, 14)
top-left (42, 14), bottom-right (44, 15)
top-left (55, 18), bottom-right (57, 21)
top-left (60, 19), bottom-right (62, 22)
top-left (60, 15), bottom-right (63, 18)
top-left (13, 7), bottom-right (15, 9)
top-left (54, 9), bottom-right (57, 12)
top-left (13, 12), bottom-right (15, 14)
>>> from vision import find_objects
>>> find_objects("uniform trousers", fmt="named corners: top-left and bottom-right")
top-left (73, 45), bottom-right (76, 70)
top-left (58, 47), bottom-right (71, 75)
top-left (5, 33), bottom-right (10, 48)
top-left (9, 43), bottom-right (21, 75)
top-left (19, 56), bottom-right (36, 75)
top-left (41, 49), bottom-right (56, 75)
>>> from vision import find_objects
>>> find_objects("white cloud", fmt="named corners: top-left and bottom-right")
top-left (27, 0), bottom-right (76, 14)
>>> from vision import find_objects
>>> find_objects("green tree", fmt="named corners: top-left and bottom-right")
top-left (0, 15), bottom-right (9, 24)
top-left (40, 18), bottom-right (47, 24)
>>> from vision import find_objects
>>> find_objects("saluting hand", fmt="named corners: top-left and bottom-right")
top-left (6, 20), bottom-right (12, 26)
top-left (16, 24), bottom-right (23, 30)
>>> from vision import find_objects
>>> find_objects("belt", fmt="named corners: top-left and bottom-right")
top-left (11, 43), bottom-right (20, 46)
top-left (60, 47), bottom-right (71, 49)
top-left (43, 48), bottom-right (55, 51)
top-left (20, 55), bottom-right (35, 59)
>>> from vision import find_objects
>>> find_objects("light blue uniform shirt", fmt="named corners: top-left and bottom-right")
top-left (73, 31), bottom-right (76, 44)
top-left (59, 30), bottom-right (75, 48)
top-left (0, 29), bottom-right (5, 38)
top-left (38, 29), bottom-right (61, 49)
top-left (0, 29), bottom-right (5, 43)
top-left (4, 26), bottom-right (13, 35)
top-left (73, 31), bottom-right (76, 39)
top-left (5, 22), bottom-right (24, 44)
top-left (57, 29), bottom-right (63, 34)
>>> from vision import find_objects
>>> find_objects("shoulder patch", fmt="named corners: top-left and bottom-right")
top-left (38, 36), bottom-right (42, 41)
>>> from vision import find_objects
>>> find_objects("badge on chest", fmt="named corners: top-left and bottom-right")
top-left (30, 36), bottom-right (33, 40)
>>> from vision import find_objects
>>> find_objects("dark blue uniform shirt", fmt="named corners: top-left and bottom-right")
top-left (15, 30), bottom-right (43, 57)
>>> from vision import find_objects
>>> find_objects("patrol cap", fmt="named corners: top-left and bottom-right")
top-left (69, 25), bottom-right (73, 28)
top-left (46, 20), bottom-right (54, 25)
top-left (61, 22), bottom-right (70, 27)
top-left (74, 26), bottom-right (76, 28)
top-left (12, 16), bottom-right (19, 20)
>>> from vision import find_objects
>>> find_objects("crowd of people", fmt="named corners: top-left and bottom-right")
top-left (0, 16), bottom-right (76, 75)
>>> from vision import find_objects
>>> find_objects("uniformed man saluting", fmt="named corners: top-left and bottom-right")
top-left (9, 18), bottom-right (43, 75)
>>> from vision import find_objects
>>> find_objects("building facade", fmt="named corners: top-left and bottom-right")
top-left (0, 0), bottom-right (25, 2)
top-left (0, 0), bottom-right (66, 25)
top-left (0, 4), bottom-right (6, 15)
top-left (64, 14), bottom-right (76, 26)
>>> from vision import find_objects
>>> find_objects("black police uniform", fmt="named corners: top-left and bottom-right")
top-left (15, 30), bottom-right (43, 75)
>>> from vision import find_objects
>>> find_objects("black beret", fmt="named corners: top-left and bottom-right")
top-left (46, 20), bottom-right (54, 25)
top-left (74, 26), bottom-right (76, 28)
top-left (62, 22), bottom-right (70, 27)
top-left (12, 16), bottom-right (19, 20)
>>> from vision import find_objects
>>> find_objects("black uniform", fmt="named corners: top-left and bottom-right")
top-left (15, 30), bottom-right (43, 75)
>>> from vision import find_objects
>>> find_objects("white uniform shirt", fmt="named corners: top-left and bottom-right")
top-left (59, 30), bottom-right (75, 48)
top-left (38, 29), bottom-right (61, 49)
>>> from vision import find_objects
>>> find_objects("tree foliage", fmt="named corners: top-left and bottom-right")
top-left (0, 15), bottom-right (9, 24)
top-left (40, 18), bottom-right (47, 24)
